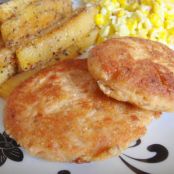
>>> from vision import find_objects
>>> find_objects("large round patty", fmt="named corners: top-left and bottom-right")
top-left (88, 37), bottom-right (174, 112)
top-left (4, 59), bottom-right (157, 163)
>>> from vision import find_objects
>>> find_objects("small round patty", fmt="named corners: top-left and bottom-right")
top-left (88, 37), bottom-right (174, 112)
top-left (5, 59), bottom-right (157, 163)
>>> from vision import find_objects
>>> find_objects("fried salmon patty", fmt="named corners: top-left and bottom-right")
top-left (4, 59), bottom-right (157, 162)
top-left (88, 37), bottom-right (174, 112)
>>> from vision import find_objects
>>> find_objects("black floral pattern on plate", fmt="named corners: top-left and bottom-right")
top-left (0, 131), bottom-right (23, 166)
top-left (119, 139), bottom-right (169, 174)
top-left (57, 170), bottom-right (71, 174)
top-left (57, 139), bottom-right (169, 174)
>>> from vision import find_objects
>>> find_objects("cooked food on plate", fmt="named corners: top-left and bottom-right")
top-left (0, 28), bottom-right (98, 98)
top-left (0, 48), bottom-right (16, 85)
top-left (0, 0), bottom-right (98, 87)
top-left (0, 0), bottom-right (38, 22)
top-left (1, 0), bottom-right (72, 49)
top-left (0, 0), bottom-right (174, 164)
top-left (88, 37), bottom-right (174, 112)
top-left (16, 6), bottom-right (98, 71)
top-left (86, 0), bottom-right (174, 46)
top-left (55, 28), bottom-right (98, 61)
top-left (0, 35), bottom-right (16, 85)
top-left (4, 59), bottom-right (159, 162)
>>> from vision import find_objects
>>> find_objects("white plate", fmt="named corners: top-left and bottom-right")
top-left (0, 0), bottom-right (174, 174)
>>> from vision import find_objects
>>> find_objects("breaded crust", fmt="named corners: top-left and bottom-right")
top-left (88, 37), bottom-right (174, 112)
top-left (5, 59), bottom-right (157, 163)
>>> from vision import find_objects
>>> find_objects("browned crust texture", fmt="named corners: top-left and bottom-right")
top-left (88, 37), bottom-right (174, 112)
top-left (5, 59), bottom-right (156, 162)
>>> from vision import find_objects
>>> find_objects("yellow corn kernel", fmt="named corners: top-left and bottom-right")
top-left (165, 13), bottom-right (174, 20)
top-left (126, 2), bottom-right (139, 11)
top-left (164, 19), bottom-right (171, 29)
top-left (95, 13), bottom-right (105, 26)
top-left (117, 10), bottom-right (125, 17)
top-left (156, 0), bottom-right (163, 4)
top-left (158, 30), bottom-right (167, 41)
top-left (164, 13), bottom-right (174, 29)
top-left (168, 28), bottom-right (174, 36)
top-left (118, 0), bottom-right (126, 7)
top-left (152, 2), bottom-right (164, 16)
top-left (141, 0), bottom-right (152, 6)
top-left (166, 3), bottom-right (173, 10)
top-left (127, 18), bottom-right (138, 33)
top-left (150, 13), bottom-right (162, 27)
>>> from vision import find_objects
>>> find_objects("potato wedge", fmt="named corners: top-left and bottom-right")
top-left (0, 48), bottom-right (16, 85)
top-left (1, 0), bottom-right (72, 49)
top-left (56, 28), bottom-right (98, 60)
top-left (16, 6), bottom-right (98, 71)
top-left (0, 0), bottom-right (37, 23)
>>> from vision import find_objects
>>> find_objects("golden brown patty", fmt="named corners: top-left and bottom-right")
top-left (5, 59), bottom-right (157, 163)
top-left (88, 37), bottom-right (174, 112)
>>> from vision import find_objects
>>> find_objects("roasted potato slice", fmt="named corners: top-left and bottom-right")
top-left (0, 48), bottom-right (16, 85)
top-left (0, 34), bottom-right (16, 85)
top-left (55, 28), bottom-right (98, 60)
top-left (0, 0), bottom-right (37, 23)
top-left (16, 6), bottom-right (98, 71)
top-left (1, 0), bottom-right (72, 49)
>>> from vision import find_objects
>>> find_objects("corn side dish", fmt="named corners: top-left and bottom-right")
top-left (85, 0), bottom-right (174, 46)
